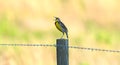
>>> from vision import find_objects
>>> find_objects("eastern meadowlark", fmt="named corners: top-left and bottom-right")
top-left (54, 17), bottom-right (68, 38)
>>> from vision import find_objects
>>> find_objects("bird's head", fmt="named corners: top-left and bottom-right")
top-left (54, 17), bottom-right (60, 22)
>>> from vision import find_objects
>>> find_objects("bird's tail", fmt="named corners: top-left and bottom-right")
top-left (66, 32), bottom-right (68, 38)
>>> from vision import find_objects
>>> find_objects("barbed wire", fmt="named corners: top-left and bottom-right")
top-left (0, 44), bottom-right (120, 53)
top-left (0, 44), bottom-right (55, 47)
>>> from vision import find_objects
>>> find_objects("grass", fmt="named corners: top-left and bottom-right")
top-left (0, 9), bottom-right (120, 65)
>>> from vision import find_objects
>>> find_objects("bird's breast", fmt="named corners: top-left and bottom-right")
top-left (55, 22), bottom-right (63, 32)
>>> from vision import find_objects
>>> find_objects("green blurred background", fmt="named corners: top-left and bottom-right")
top-left (0, 0), bottom-right (120, 65)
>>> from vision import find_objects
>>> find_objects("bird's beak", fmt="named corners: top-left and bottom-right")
top-left (54, 16), bottom-right (57, 19)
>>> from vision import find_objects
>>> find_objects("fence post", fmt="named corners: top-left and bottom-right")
top-left (56, 39), bottom-right (69, 65)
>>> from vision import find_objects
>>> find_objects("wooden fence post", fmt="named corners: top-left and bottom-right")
top-left (56, 39), bottom-right (69, 65)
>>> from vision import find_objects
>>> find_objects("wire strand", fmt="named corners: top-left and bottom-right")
top-left (0, 44), bottom-right (120, 53)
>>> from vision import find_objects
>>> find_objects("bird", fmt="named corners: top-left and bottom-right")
top-left (54, 17), bottom-right (68, 39)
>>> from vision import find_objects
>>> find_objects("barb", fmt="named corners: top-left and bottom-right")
top-left (0, 44), bottom-right (120, 53)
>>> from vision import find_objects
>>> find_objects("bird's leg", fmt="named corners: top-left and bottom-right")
top-left (61, 32), bottom-right (64, 39)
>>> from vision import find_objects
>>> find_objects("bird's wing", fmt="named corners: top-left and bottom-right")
top-left (59, 22), bottom-right (68, 32)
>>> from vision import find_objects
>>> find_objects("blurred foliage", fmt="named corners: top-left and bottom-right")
top-left (0, 14), bottom-right (18, 38)
top-left (0, 0), bottom-right (120, 65)
top-left (84, 19), bottom-right (120, 45)
top-left (95, 29), bottom-right (112, 44)
top-left (84, 19), bottom-right (100, 33)
top-left (79, 62), bottom-right (89, 65)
